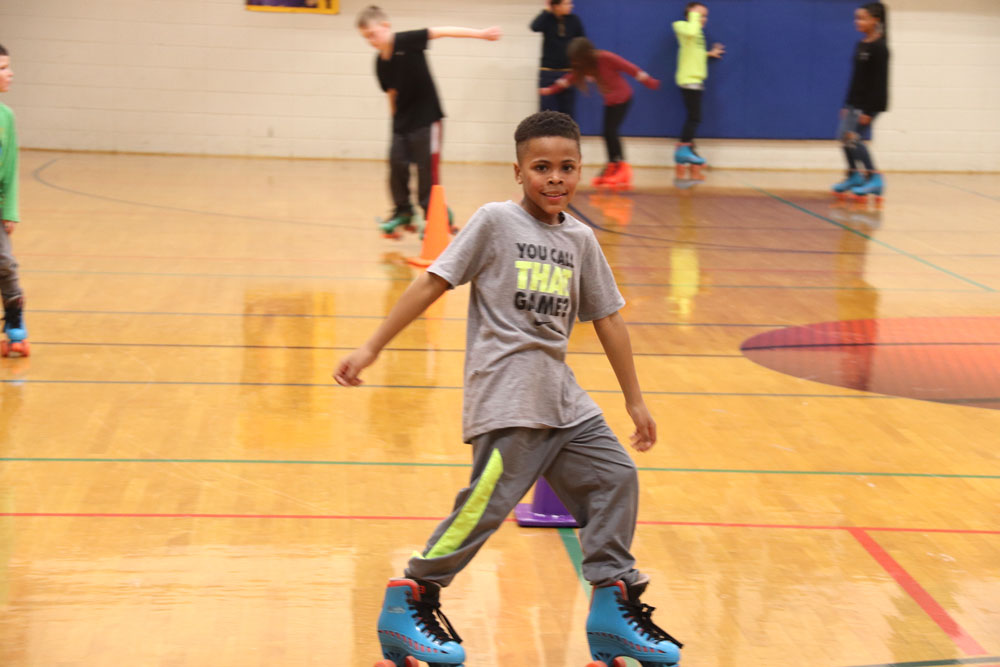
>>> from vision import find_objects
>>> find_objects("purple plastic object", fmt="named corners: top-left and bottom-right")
top-left (514, 479), bottom-right (579, 527)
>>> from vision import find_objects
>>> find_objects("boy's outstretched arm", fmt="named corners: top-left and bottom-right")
top-left (333, 271), bottom-right (450, 387)
top-left (593, 311), bottom-right (657, 452)
top-left (428, 26), bottom-right (502, 41)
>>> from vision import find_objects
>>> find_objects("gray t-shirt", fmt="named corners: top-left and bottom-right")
top-left (428, 200), bottom-right (626, 442)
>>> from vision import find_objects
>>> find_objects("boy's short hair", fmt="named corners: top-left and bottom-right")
top-left (356, 5), bottom-right (388, 28)
top-left (514, 111), bottom-right (581, 161)
top-left (0, 44), bottom-right (7, 57)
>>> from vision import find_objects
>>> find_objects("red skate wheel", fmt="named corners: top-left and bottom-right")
top-left (611, 659), bottom-right (629, 667)
top-left (15, 341), bottom-right (29, 357)
top-left (0, 340), bottom-right (8, 357)
top-left (373, 661), bottom-right (395, 667)
top-left (585, 662), bottom-right (608, 667)
top-left (403, 658), bottom-right (420, 667)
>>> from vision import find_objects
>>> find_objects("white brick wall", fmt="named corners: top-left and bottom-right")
top-left (1, 0), bottom-right (997, 171)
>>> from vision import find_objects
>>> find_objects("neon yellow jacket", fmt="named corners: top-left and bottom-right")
top-left (673, 11), bottom-right (707, 87)
top-left (0, 103), bottom-right (19, 223)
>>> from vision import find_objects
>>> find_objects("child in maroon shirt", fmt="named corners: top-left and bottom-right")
top-left (540, 37), bottom-right (659, 189)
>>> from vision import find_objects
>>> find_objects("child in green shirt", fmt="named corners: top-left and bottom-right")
top-left (0, 43), bottom-right (27, 357)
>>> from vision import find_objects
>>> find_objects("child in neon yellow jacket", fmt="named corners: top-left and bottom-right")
top-left (673, 3), bottom-right (724, 166)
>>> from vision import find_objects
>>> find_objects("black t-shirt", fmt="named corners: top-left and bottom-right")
top-left (530, 11), bottom-right (586, 70)
top-left (376, 29), bottom-right (445, 134)
top-left (845, 36), bottom-right (889, 115)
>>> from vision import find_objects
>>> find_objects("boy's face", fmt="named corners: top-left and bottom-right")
top-left (552, 1), bottom-right (574, 16)
top-left (514, 136), bottom-right (581, 225)
top-left (692, 4), bottom-right (709, 26)
top-left (854, 8), bottom-right (877, 34)
top-left (359, 20), bottom-right (393, 50)
top-left (0, 56), bottom-right (12, 93)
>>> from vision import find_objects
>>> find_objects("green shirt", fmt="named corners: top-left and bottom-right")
top-left (673, 11), bottom-right (707, 87)
top-left (0, 103), bottom-right (19, 222)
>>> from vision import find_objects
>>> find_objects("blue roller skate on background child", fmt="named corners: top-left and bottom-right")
top-left (850, 171), bottom-right (884, 206)
top-left (585, 578), bottom-right (683, 667)
top-left (674, 143), bottom-right (705, 184)
top-left (1, 295), bottom-right (28, 357)
top-left (373, 578), bottom-right (465, 667)
top-left (831, 170), bottom-right (866, 200)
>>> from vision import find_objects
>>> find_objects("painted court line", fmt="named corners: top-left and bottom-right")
top-left (847, 528), bottom-right (987, 656)
top-left (0, 379), bottom-right (899, 399)
top-left (3, 458), bottom-right (999, 480)
top-left (844, 657), bottom-right (1000, 667)
top-left (743, 185), bottom-right (995, 293)
top-left (6, 512), bottom-right (998, 535)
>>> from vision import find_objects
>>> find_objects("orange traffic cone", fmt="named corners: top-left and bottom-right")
top-left (406, 184), bottom-right (452, 268)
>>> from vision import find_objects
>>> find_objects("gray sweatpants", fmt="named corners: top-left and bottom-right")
top-left (405, 415), bottom-right (642, 588)
top-left (0, 228), bottom-right (21, 306)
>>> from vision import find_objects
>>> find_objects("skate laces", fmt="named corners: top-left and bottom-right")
top-left (618, 596), bottom-right (684, 649)
top-left (409, 595), bottom-right (463, 645)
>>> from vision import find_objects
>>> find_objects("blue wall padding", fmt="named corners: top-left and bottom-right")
top-left (569, 0), bottom-right (861, 140)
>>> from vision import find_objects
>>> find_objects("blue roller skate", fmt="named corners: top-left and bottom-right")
top-left (378, 211), bottom-right (418, 240)
top-left (851, 171), bottom-right (884, 206)
top-left (1, 296), bottom-right (29, 358)
top-left (374, 578), bottom-right (465, 667)
top-left (585, 579), bottom-right (682, 667)
top-left (831, 170), bottom-right (865, 199)
top-left (674, 143), bottom-right (705, 182)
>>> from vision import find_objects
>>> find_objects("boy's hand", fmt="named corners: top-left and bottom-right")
top-left (709, 42), bottom-right (726, 58)
top-left (481, 26), bottom-right (503, 41)
top-left (333, 345), bottom-right (379, 387)
top-left (2, 220), bottom-right (15, 235)
top-left (626, 402), bottom-right (657, 452)
top-left (643, 77), bottom-right (661, 90)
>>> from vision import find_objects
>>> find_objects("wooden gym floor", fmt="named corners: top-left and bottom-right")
top-left (1, 150), bottom-right (998, 666)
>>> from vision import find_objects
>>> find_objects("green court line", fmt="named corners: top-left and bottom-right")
top-left (745, 184), bottom-right (996, 293)
top-left (3, 458), bottom-right (998, 479)
top-left (17, 268), bottom-right (981, 292)
top-left (557, 527), bottom-right (589, 593)
top-left (844, 656), bottom-right (1000, 667)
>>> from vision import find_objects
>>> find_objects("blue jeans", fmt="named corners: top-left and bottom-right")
top-left (837, 106), bottom-right (877, 172)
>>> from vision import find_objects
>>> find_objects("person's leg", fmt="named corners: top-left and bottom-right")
top-left (406, 124), bottom-right (435, 217)
top-left (602, 100), bottom-right (631, 163)
top-left (544, 415), bottom-right (683, 664)
top-left (542, 416), bottom-right (640, 587)
top-left (388, 130), bottom-right (413, 218)
top-left (0, 230), bottom-right (22, 309)
top-left (539, 69), bottom-right (564, 113)
top-left (680, 88), bottom-right (702, 144)
top-left (404, 426), bottom-right (564, 587)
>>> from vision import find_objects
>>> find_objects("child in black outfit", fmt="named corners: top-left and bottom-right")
top-left (356, 5), bottom-right (501, 237)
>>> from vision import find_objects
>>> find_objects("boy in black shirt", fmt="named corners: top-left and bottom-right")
top-left (832, 2), bottom-right (889, 202)
top-left (356, 6), bottom-right (501, 237)
top-left (530, 0), bottom-right (586, 118)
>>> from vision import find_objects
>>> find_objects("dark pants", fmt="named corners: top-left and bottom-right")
top-left (602, 99), bottom-right (632, 163)
top-left (539, 69), bottom-right (576, 118)
top-left (0, 228), bottom-right (22, 307)
top-left (837, 106), bottom-right (877, 172)
top-left (389, 122), bottom-right (440, 218)
top-left (680, 87), bottom-right (702, 144)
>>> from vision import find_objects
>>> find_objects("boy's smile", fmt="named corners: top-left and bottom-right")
top-left (515, 136), bottom-right (581, 225)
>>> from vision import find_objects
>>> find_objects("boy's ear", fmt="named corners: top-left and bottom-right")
top-left (513, 162), bottom-right (523, 184)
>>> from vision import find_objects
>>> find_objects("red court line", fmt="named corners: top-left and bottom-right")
top-left (4, 513), bottom-right (999, 535)
top-left (848, 528), bottom-right (988, 657)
